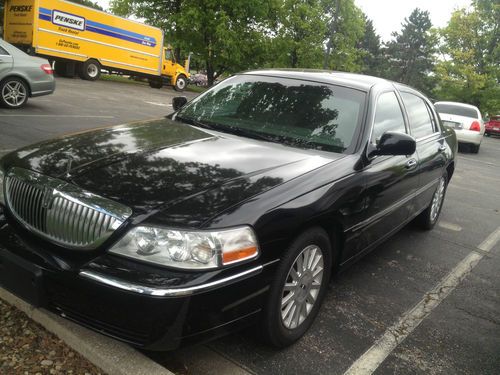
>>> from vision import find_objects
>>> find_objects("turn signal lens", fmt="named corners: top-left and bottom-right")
top-left (223, 246), bottom-right (259, 265)
top-left (470, 121), bottom-right (481, 132)
top-left (41, 64), bottom-right (53, 74)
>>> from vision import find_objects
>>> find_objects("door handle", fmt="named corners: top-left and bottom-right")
top-left (438, 144), bottom-right (447, 152)
top-left (405, 158), bottom-right (418, 169)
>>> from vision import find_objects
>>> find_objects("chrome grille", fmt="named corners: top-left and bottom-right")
top-left (5, 168), bottom-right (132, 250)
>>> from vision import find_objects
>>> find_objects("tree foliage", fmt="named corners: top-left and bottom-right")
top-left (433, 0), bottom-right (499, 115)
top-left (111, 0), bottom-right (274, 85)
top-left (383, 8), bottom-right (437, 95)
top-left (322, 0), bottom-right (366, 72)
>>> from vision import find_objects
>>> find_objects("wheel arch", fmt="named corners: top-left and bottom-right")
top-left (446, 161), bottom-right (455, 182)
top-left (0, 73), bottom-right (32, 97)
top-left (285, 213), bottom-right (346, 271)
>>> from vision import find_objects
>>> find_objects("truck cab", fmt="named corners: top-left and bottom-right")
top-left (159, 47), bottom-right (190, 91)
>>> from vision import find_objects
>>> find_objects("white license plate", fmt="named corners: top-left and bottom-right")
top-left (494, 127), bottom-right (500, 131)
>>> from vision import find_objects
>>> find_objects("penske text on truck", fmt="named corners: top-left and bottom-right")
top-left (3, 0), bottom-right (190, 90)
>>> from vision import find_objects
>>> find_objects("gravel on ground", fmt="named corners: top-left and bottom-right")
top-left (0, 298), bottom-right (105, 375)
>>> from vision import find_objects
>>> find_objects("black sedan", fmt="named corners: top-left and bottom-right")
top-left (0, 70), bottom-right (457, 350)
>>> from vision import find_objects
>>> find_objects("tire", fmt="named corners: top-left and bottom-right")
top-left (485, 132), bottom-right (490, 137)
top-left (263, 227), bottom-right (333, 348)
top-left (470, 144), bottom-right (480, 153)
top-left (79, 59), bottom-right (101, 81)
top-left (0, 78), bottom-right (29, 109)
top-left (148, 79), bottom-right (163, 89)
top-left (174, 74), bottom-right (187, 91)
top-left (415, 172), bottom-right (448, 230)
top-left (54, 61), bottom-right (69, 77)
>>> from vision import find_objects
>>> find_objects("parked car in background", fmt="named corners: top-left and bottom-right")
top-left (0, 71), bottom-right (457, 350)
top-left (0, 38), bottom-right (55, 109)
top-left (485, 115), bottom-right (500, 137)
top-left (435, 101), bottom-right (484, 153)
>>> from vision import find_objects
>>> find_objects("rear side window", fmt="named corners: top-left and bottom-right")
top-left (371, 92), bottom-right (406, 143)
top-left (0, 46), bottom-right (10, 55)
top-left (434, 103), bottom-right (478, 119)
top-left (401, 93), bottom-right (436, 139)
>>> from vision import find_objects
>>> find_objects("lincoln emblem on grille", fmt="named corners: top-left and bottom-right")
top-left (41, 186), bottom-right (54, 209)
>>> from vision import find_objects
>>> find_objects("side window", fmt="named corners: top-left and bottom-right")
top-left (372, 92), bottom-right (406, 143)
top-left (401, 92), bottom-right (436, 139)
top-left (0, 46), bottom-right (10, 55)
top-left (165, 49), bottom-right (173, 61)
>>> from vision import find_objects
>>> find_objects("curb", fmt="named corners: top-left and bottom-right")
top-left (0, 287), bottom-right (174, 375)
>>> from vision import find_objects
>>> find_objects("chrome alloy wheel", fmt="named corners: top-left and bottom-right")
top-left (280, 245), bottom-right (324, 329)
top-left (2, 81), bottom-right (27, 107)
top-left (430, 177), bottom-right (446, 222)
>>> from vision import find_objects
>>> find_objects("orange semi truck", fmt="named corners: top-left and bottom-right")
top-left (3, 0), bottom-right (190, 90)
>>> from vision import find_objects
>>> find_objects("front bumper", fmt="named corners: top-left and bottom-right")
top-left (485, 127), bottom-right (500, 135)
top-left (0, 210), bottom-right (277, 350)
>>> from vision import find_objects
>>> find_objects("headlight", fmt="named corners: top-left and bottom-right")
top-left (109, 226), bottom-right (259, 270)
top-left (0, 168), bottom-right (5, 206)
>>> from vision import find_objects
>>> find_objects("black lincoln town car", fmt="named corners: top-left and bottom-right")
top-left (0, 71), bottom-right (457, 350)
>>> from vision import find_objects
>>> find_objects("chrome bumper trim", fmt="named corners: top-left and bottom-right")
top-left (79, 265), bottom-right (264, 297)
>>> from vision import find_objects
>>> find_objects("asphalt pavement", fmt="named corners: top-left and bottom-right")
top-left (0, 77), bottom-right (499, 375)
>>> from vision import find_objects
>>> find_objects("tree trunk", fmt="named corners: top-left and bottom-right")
top-left (206, 62), bottom-right (215, 86)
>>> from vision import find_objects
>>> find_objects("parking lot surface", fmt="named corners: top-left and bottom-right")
top-left (0, 76), bottom-right (196, 151)
top-left (0, 79), bottom-right (499, 375)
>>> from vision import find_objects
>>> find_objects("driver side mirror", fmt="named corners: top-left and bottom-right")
top-left (369, 131), bottom-right (416, 157)
top-left (172, 96), bottom-right (188, 111)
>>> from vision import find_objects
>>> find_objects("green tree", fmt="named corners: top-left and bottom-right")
top-left (359, 17), bottom-right (383, 76)
top-left (433, 1), bottom-right (499, 114)
top-left (265, 0), bottom-right (327, 69)
top-left (383, 8), bottom-right (436, 94)
top-left (111, 0), bottom-right (273, 85)
top-left (322, 0), bottom-right (366, 72)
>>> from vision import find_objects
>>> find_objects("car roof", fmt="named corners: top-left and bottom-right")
top-left (241, 69), bottom-right (390, 91)
top-left (434, 101), bottom-right (480, 110)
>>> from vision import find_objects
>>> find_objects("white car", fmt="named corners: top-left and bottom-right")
top-left (434, 101), bottom-right (484, 153)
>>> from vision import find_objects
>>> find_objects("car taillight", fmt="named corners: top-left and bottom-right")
top-left (41, 64), bottom-right (53, 74)
top-left (470, 121), bottom-right (481, 132)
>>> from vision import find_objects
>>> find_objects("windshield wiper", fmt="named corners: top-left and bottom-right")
top-left (175, 115), bottom-right (216, 131)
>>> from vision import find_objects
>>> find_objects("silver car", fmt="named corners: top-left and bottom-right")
top-left (0, 38), bottom-right (55, 109)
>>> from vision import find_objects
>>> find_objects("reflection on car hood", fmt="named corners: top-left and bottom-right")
top-left (3, 118), bottom-right (338, 223)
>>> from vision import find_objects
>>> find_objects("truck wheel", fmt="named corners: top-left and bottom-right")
top-left (0, 78), bottom-right (29, 109)
top-left (174, 74), bottom-right (187, 91)
top-left (79, 60), bottom-right (101, 81)
top-left (148, 79), bottom-right (163, 89)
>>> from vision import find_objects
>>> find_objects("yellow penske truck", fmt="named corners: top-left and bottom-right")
top-left (3, 0), bottom-right (190, 90)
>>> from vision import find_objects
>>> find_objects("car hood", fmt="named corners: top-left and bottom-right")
top-left (2, 118), bottom-right (338, 224)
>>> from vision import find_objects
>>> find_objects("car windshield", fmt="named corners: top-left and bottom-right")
top-left (435, 103), bottom-right (478, 118)
top-left (176, 75), bottom-right (366, 153)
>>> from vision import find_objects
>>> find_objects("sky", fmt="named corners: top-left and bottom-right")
top-left (95, 0), bottom-right (472, 42)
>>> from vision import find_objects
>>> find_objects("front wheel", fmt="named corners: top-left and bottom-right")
top-left (0, 78), bottom-right (29, 109)
top-left (174, 74), bottom-right (187, 91)
top-left (415, 172), bottom-right (448, 230)
top-left (263, 227), bottom-right (332, 348)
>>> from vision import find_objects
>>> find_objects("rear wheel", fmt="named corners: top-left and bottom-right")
top-left (174, 74), bottom-right (187, 91)
top-left (79, 59), bottom-right (101, 81)
top-left (263, 227), bottom-right (332, 348)
top-left (416, 172), bottom-right (448, 230)
top-left (148, 79), bottom-right (163, 89)
top-left (0, 78), bottom-right (29, 109)
top-left (470, 144), bottom-right (480, 153)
